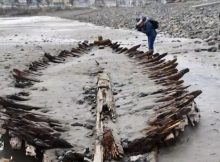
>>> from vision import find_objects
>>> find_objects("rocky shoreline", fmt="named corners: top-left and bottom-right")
top-left (41, 1), bottom-right (220, 46)
top-left (1, 1), bottom-right (219, 43)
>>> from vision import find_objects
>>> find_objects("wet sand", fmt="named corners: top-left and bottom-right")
top-left (0, 16), bottom-right (220, 162)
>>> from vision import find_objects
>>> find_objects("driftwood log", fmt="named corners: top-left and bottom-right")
top-left (94, 73), bottom-right (124, 162)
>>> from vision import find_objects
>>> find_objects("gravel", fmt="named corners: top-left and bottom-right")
top-left (44, 1), bottom-right (220, 42)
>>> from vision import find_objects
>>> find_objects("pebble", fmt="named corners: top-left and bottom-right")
top-left (138, 92), bottom-right (149, 97)
top-left (30, 87), bottom-right (38, 90)
top-left (194, 41), bottom-right (202, 44)
top-left (84, 157), bottom-right (92, 162)
top-left (98, 46), bottom-right (104, 49)
top-left (208, 47), bottom-right (217, 52)
top-left (4, 65), bottom-right (10, 69)
top-left (208, 41), bottom-right (216, 46)
top-left (41, 109), bottom-right (50, 113)
top-left (76, 99), bottom-right (84, 105)
top-left (66, 3), bottom-right (219, 44)
top-left (194, 48), bottom-right (201, 52)
top-left (61, 151), bottom-right (84, 162)
top-left (83, 123), bottom-right (94, 129)
top-left (40, 87), bottom-right (48, 91)
top-left (71, 122), bottom-right (83, 127)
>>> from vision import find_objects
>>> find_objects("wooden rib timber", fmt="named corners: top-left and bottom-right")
top-left (109, 37), bottom-right (202, 152)
top-left (0, 41), bottom-right (91, 161)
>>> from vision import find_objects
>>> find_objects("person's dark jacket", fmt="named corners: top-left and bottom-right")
top-left (143, 20), bottom-right (156, 36)
top-left (136, 18), bottom-right (157, 36)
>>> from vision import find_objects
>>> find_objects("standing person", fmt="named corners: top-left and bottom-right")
top-left (136, 16), bottom-right (158, 54)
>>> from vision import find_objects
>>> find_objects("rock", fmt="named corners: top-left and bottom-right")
top-left (30, 87), bottom-right (38, 90)
top-left (84, 157), bottom-right (92, 162)
top-left (10, 137), bottom-right (22, 150)
top-left (25, 143), bottom-right (36, 157)
top-left (84, 147), bottom-right (90, 154)
top-left (41, 109), bottom-right (49, 113)
top-left (64, 3), bottom-right (219, 41)
top-left (129, 151), bottom-right (157, 162)
top-left (42, 149), bottom-right (57, 162)
top-left (20, 48), bottom-right (24, 51)
top-left (208, 41), bottom-right (216, 46)
top-left (113, 91), bottom-right (118, 95)
top-left (208, 47), bottom-right (217, 52)
top-left (201, 48), bottom-right (208, 51)
top-left (77, 99), bottom-right (84, 105)
top-left (61, 150), bottom-right (84, 162)
top-left (40, 87), bottom-right (48, 91)
top-left (194, 48), bottom-right (201, 52)
top-left (171, 52), bottom-right (181, 54)
top-left (4, 65), bottom-right (10, 69)
top-left (36, 45), bottom-right (42, 49)
top-left (15, 81), bottom-right (33, 88)
top-left (71, 122), bottom-right (83, 127)
top-left (194, 40), bottom-right (202, 44)
top-left (86, 131), bottom-right (93, 137)
top-left (85, 119), bottom-right (96, 125)
top-left (116, 83), bottom-right (125, 87)
top-left (83, 40), bottom-right (89, 44)
top-left (98, 46), bottom-right (105, 49)
top-left (138, 92), bottom-right (149, 97)
top-left (71, 122), bottom-right (94, 130)
top-left (121, 138), bottom-right (129, 149)
top-left (55, 149), bottom-right (66, 157)
top-left (129, 154), bottom-right (147, 162)
top-left (83, 123), bottom-right (94, 129)
top-left (0, 128), bottom-right (6, 134)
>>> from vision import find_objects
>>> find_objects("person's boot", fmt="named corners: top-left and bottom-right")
top-left (147, 49), bottom-right (154, 55)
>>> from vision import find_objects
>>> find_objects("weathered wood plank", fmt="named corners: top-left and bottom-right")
top-left (94, 73), bottom-right (124, 162)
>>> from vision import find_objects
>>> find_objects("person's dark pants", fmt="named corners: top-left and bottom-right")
top-left (147, 30), bottom-right (157, 50)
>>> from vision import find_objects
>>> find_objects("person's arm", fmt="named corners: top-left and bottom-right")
top-left (136, 25), bottom-right (142, 32)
